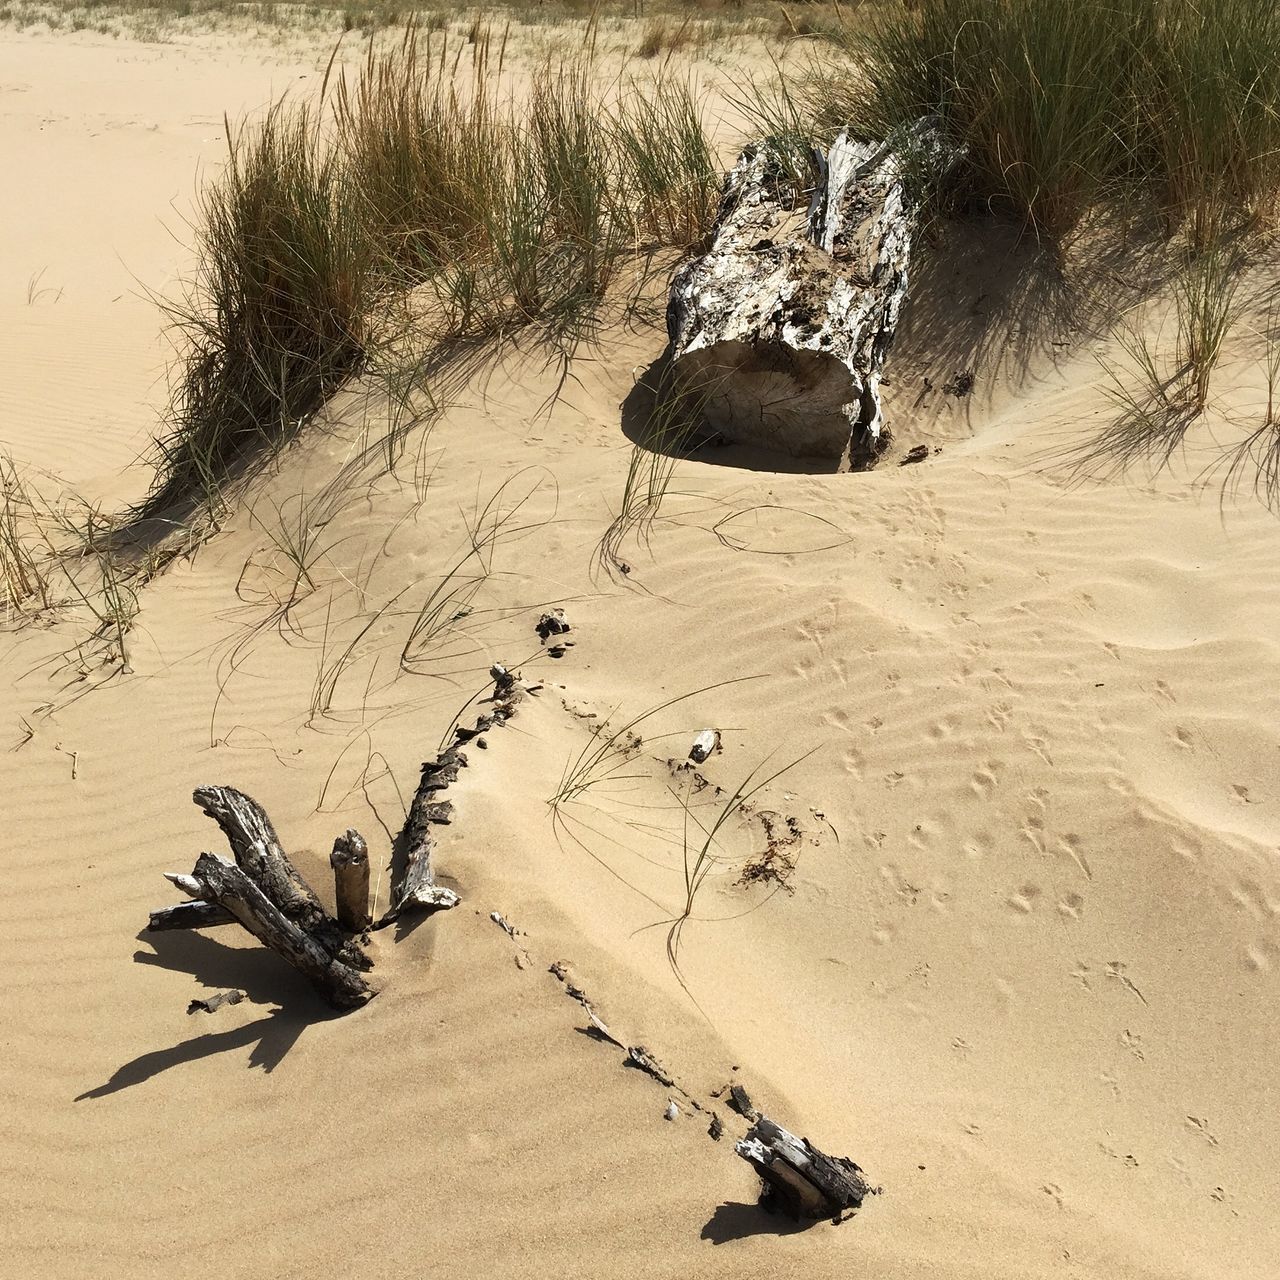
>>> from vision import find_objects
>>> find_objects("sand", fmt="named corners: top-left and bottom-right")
top-left (2, 21), bottom-right (1279, 1280)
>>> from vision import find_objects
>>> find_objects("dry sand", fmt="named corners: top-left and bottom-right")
top-left (2, 23), bottom-right (1279, 1280)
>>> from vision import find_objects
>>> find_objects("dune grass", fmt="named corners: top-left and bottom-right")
top-left (136, 26), bottom-right (719, 526)
top-left (816, 0), bottom-right (1280, 242)
top-left (144, 101), bottom-right (371, 523)
top-left (0, 457), bottom-right (53, 615)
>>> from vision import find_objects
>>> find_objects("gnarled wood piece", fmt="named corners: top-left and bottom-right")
top-left (192, 785), bottom-right (363, 968)
top-left (191, 852), bottom-right (374, 1011)
top-left (667, 120), bottom-right (940, 467)
top-left (735, 1116), bottom-right (875, 1220)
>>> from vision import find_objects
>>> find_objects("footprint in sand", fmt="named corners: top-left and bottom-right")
top-left (1023, 728), bottom-right (1055, 765)
top-left (841, 746), bottom-right (866, 781)
top-left (1185, 1116), bottom-right (1220, 1147)
top-left (986, 701), bottom-right (1014, 732)
top-left (1242, 941), bottom-right (1278, 973)
top-left (1173, 725), bottom-right (1194, 750)
top-left (1007, 883), bottom-right (1042, 914)
top-left (970, 764), bottom-right (998, 799)
top-left (1057, 893), bottom-right (1085, 920)
top-left (1055, 834), bottom-right (1093, 880)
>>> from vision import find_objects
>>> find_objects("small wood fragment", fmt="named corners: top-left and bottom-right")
top-left (147, 900), bottom-right (236, 932)
top-left (330, 829), bottom-right (371, 932)
top-left (188, 989), bottom-right (245, 1015)
top-left (536, 609), bottom-right (571, 639)
top-left (729, 1083), bottom-right (759, 1121)
top-left (734, 1116), bottom-right (876, 1220)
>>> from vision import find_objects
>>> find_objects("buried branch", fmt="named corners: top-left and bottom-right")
top-left (144, 664), bottom-right (538, 1009)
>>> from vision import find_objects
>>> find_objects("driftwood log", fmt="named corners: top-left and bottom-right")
top-left (192, 852), bottom-right (373, 1010)
top-left (145, 665), bottom-right (538, 1008)
top-left (667, 121), bottom-right (939, 467)
top-left (735, 1116), bottom-right (876, 1219)
top-left (145, 786), bottom-right (374, 1011)
top-left (148, 899), bottom-right (236, 931)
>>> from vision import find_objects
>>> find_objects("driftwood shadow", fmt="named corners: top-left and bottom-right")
top-left (620, 354), bottom-right (843, 476)
top-left (701, 1200), bottom-right (814, 1244)
top-left (74, 930), bottom-right (333, 1101)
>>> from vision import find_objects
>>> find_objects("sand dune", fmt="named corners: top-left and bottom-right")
top-left (3, 22), bottom-right (1279, 1280)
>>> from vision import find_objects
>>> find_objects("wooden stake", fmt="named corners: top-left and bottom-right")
top-left (330, 829), bottom-right (371, 932)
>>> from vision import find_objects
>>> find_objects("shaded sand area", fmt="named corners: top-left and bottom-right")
top-left (3, 23), bottom-right (1280, 1280)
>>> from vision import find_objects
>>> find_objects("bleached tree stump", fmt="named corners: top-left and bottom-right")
top-left (667, 122), bottom-right (939, 467)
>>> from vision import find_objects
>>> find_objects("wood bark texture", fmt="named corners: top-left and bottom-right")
top-left (387, 664), bottom-right (529, 920)
top-left (734, 1116), bottom-right (875, 1219)
top-left (667, 121), bottom-right (938, 467)
top-left (330, 829), bottom-right (371, 932)
top-left (193, 785), bottom-right (364, 969)
top-left (191, 852), bottom-right (374, 1011)
top-left (147, 900), bottom-right (236, 932)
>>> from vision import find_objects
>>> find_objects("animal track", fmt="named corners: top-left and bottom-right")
top-left (1007, 883), bottom-right (1042, 914)
top-left (1055, 834), bottom-right (1093, 880)
top-left (1185, 1116), bottom-right (1219, 1147)
top-left (1057, 893), bottom-right (1084, 920)
top-left (986, 701), bottom-right (1013, 732)
top-left (1106, 961), bottom-right (1148, 1004)
top-left (970, 764), bottom-right (998, 799)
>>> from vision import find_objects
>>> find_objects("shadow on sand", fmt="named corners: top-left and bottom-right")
top-left (701, 1200), bottom-right (815, 1244)
top-left (75, 929), bottom-right (339, 1100)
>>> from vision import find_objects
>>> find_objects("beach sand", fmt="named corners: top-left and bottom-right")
top-left (2, 22), bottom-right (1278, 1280)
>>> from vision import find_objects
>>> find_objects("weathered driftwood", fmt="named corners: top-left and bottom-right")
top-left (193, 786), bottom-right (355, 961)
top-left (735, 1116), bottom-right (875, 1220)
top-left (188, 989), bottom-right (245, 1015)
top-left (330, 829), bottom-right (371, 933)
top-left (191, 852), bottom-right (374, 1011)
top-left (148, 900), bottom-right (236, 931)
top-left (386, 664), bottom-right (531, 921)
top-left (147, 786), bottom-right (376, 1010)
top-left (667, 121), bottom-right (939, 467)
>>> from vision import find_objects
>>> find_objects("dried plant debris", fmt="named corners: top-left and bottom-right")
top-left (738, 809), bottom-right (802, 892)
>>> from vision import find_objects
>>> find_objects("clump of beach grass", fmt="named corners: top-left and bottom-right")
top-left (816, 0), bottom-right (1280, 242)
top-left (142, 100), bottom-right (372, 524)
top-left (137, 24), bottom-right (720, 527)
